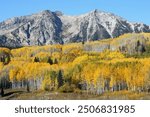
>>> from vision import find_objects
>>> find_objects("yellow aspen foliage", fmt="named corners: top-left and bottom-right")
top-left (107, 51), bottom-right (125, 59)
top-left (1, 32), bottom-right (150, 94)
top-left (16, 69), bottom-right (25, 81)
top-left (9, 69), bottom-right (18, 82)
top-left (0, 62), bottom-right (4, 71)
top-left (41, 75), bottom-right (51, 91)
top-left (73, 54), bottom-right (89, 65)
top-left (81, 63), bottom-right (95, 84)
top-left (0, 47), bottom-right (11, 54)
top-left (93, 67), bottom-right (105, 88)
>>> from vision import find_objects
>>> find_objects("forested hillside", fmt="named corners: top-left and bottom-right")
top-left (1, 33), bottom-right (150, 99)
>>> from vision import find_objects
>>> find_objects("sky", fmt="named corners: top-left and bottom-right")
top-left (0, 0), bottom-right (150, 25)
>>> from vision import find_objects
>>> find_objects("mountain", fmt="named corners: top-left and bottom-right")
top-left (0, 9), bottom-right (150, 47)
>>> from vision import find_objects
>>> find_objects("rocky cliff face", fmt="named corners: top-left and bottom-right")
top-left (0, 9), bottom-right (150, 47)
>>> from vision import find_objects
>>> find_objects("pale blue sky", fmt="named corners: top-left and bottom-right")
top-left (0, 0), bottom-right (150, 24)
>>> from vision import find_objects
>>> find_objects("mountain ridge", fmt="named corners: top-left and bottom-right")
top-left (0, 9), bottom-right (150, 47)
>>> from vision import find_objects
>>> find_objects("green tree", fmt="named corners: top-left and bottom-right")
top-left (34, 57), bottom-right (40, 62)
top-left (57, 70), bottom-right (64, 88)
top-left (54, 58), bottom-right (58, 64)
top-left (47, 57), bottom-right (53, 65)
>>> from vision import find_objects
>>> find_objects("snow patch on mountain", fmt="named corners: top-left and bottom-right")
top-left (0, 9), bottom-right (150, 47)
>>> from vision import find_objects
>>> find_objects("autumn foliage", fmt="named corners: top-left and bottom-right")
top-left (0, 33), bottom-right (150, 95)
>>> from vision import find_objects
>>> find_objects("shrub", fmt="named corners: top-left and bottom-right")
top-left (59, 84), bottom-right (76, 93)
top-left (74, 88), bottom-right (82, 94)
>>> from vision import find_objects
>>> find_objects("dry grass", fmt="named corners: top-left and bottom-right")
top-left (1, 89), bottom-right (150, 100)
top-left (92, 90), bottom-right (147, 100)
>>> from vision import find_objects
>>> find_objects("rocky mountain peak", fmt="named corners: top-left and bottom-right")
top-left (39, 10), bottom-right (52, 15)
top-left (0, 9), bottom-right (150, 48)
top-left (53, 11), bottom-right (63, 16)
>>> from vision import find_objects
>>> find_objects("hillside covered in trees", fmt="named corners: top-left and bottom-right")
top-left (1, 33), bottom-right (150, 99)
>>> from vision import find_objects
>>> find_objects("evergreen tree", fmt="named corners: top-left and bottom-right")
top-left (57, 70), bottom-right (64, 88)
top-left (54, 58), bottom-right (58, 64)
top-left (82, 40), bottom-right (85, 45)
top-left (34, 57), bottom-right (40, 62)
top-left (47, 57), bottom-right (53, 65)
